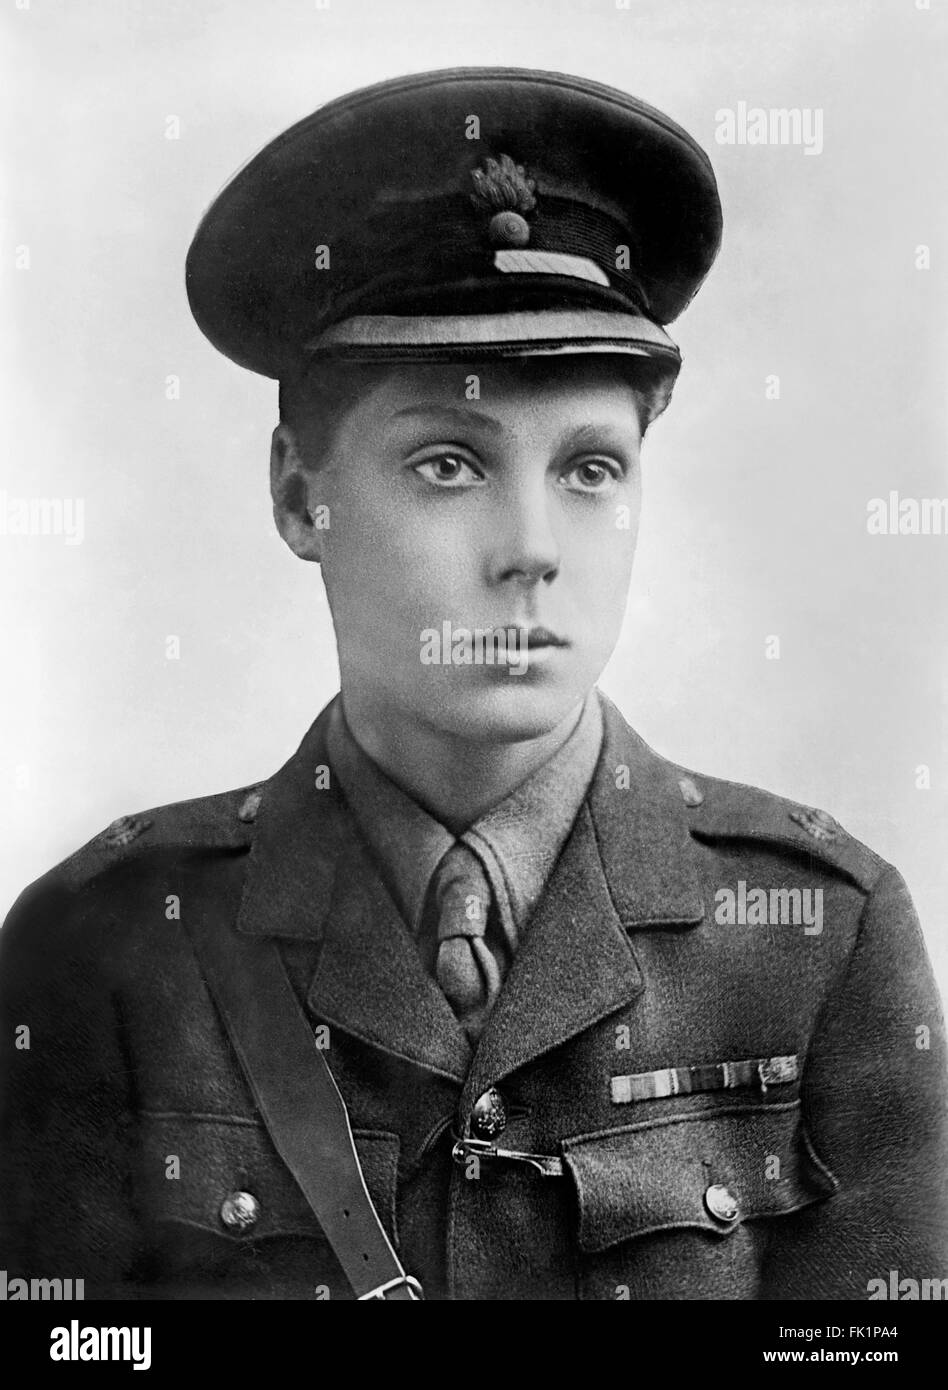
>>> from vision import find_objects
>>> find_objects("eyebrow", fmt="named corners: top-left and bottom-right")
top-left (566, 420), bottom-right (639, 448)
top-left (390, 404), bottom-right (504, 433)
top-left (388, 404), bottom-right (638, 446)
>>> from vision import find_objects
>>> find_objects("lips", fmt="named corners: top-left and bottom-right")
top-left (465, 624), bottom-right (570, 651)
top-left (522, 626), bottom-right (569, 649)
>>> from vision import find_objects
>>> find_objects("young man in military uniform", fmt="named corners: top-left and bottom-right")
top-left (1, 68), bottom-right (946, 1301)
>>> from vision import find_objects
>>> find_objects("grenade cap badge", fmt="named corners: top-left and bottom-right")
top-left (470, 154), bottom-right (537, 248)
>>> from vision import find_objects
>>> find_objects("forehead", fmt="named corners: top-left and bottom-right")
top-left (349, 356), bottom-right (645, 422)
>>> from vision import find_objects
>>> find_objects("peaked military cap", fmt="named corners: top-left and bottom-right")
top-left (185, 67), bottom-right (722, 377)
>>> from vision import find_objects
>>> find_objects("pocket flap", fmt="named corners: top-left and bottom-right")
top-left (562, 1103), bottom-right (836, 1254)
top-left (138, 1114), bottom-right (400, 1245)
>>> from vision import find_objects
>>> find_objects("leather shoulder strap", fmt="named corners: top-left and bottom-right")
top-left (184, 905), bottom-right (421, 1300)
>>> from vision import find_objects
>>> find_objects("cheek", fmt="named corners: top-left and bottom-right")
top-left (319, 481), bottom-right (470, 638)
top-left (588, 541), bottom-right (636, 641)
top-left (566, 493), bottom-right (639, 584)
top-left (558, 499), bottom-right (638, 667)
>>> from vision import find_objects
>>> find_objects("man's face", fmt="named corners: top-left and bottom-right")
top-left (275, 357), bottom-right (644, 744)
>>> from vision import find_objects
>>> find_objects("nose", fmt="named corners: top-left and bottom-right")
top-left (486, 471), bottom-right (561, 588)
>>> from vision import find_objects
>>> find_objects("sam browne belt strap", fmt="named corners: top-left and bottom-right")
top-left (184, 905), bottom-right (422, 1301)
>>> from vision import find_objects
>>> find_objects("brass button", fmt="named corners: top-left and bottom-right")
top-left (704, 1183), bottom-right (740, 1224)
top-left (219, 1190), bottom-right (260, 1233)
top-left (471, 1086), bottom-right (506, 1139)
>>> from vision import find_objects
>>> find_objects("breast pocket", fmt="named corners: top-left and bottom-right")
top-left (561, 1101), bottom-right (837, 1301)
top-left (135, 1113), bottom-right (400, 1299)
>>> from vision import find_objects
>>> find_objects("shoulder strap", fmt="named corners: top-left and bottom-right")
top-left (184, 906), bottom-right (422, 1301)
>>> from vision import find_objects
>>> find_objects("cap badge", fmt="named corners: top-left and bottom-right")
top-left (470, 154), bottom-right (537, 248)
top-left (469, 153), bottom-right (610, 288)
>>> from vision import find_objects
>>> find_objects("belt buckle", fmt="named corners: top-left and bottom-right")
top-left (358, 1275), bottom-right (425, 1301)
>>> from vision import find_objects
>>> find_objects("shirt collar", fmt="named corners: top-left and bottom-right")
top-left (326, 691), bottom-right (604, 938)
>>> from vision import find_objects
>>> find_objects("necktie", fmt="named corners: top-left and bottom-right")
top-left (426, 842), bottom-right (502, 1042)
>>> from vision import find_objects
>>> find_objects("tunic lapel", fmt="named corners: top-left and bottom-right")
top-left (234, 699), bottom-right (470, 1082)
top-left (461, 695), bottom-right (706, 1107)
top-left (464, 801), bottom-right (646, 1101)
top-left (304, 834), bottom-right (472, 1082)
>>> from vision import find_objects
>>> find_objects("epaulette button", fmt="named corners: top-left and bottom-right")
top-left (678, 776), bottom-right (704, 808)
top-left (237, 786), bottom-right (264, 824)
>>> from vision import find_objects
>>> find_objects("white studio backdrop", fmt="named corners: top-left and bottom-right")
top-left (2, 0), bottom-right (946, 998)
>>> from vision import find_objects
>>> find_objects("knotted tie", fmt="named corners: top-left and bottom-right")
top-left (426, 842), bottom-right (502, 1042)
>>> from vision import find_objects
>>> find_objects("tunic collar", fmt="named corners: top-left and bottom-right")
top-left (325, 692), bottom-right (604, 941)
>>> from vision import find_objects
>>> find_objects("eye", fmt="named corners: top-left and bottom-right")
top-left (561, 458), bottom-right (622, 494)
top-left (411, 454), bottom-right (485, 488)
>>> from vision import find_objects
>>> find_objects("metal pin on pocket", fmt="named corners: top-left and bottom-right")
top-left (451, 1136), bottom-right (563, 1178)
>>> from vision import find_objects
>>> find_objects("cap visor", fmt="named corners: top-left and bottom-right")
top-left (307, 310), bottom-right (679, 363)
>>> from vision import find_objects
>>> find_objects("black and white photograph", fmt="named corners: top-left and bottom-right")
top-left (1, 0), bottom-right (946, 1346)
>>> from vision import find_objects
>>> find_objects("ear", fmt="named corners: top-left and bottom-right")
top-left (270, 423), bottom-right (324, 562)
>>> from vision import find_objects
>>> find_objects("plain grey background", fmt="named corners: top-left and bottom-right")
top-left (2, 0), bottom-right (946, 1002)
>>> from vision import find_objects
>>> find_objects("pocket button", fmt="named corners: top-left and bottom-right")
top-left (704, 1183), bottom-right (740, 1224)
top-left (219, 1190), bottom-right (260, 1233)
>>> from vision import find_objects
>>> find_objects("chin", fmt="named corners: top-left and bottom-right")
top-left (415, 671), bottom-right (596, 746)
